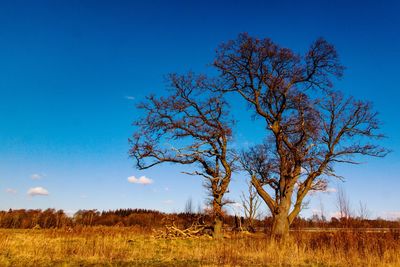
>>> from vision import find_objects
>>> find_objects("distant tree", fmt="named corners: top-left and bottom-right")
top-left (240, 179), bottom-right (261, 232)
top-left (184, 197), bottom-right (194, 214)
top-left (357, 200), bottom-right (370, 220)
top-left (336, 185), bottom-right (352, 220)
top-left (214, 33), bottom-right (388, 238)
top-left (130, 73), bottom-right (235, 238)
top-left (74, 210), bottom-right (99, 226)
top-left (321, 201), bottom-right (327, 223)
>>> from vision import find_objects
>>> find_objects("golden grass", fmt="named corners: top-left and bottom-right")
top-left (0, 227), bottom-right (399, 266)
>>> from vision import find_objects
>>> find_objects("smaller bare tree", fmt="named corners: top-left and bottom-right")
top-left (184, 197), bottom-right (194, 214)
top-left (357, 200), bottom-right (370, 220)
top-left (240, 180), bottom-right (262, 232)
top-left (130, 73), bottom-right (235, 238)
top-left (336, 185), bottom-right (352, 220)
top-left (319, 196), bottom-right (327, 222)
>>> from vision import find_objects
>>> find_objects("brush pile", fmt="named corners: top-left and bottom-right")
top-left (153, 217), bottom-right (213, 239)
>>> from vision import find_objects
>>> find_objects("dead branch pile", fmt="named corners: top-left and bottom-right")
top-left (153, 217), bottom-right (213, 239)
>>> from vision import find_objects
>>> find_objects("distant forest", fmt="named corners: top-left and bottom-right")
top-left (0, 209), bottom-right (398, 230)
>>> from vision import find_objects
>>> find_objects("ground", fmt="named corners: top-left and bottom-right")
top-left (0, 227), bottom-right (399, 266)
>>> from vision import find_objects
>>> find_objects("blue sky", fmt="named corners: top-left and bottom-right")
top-left (0, 0), bottom-right (399, 219)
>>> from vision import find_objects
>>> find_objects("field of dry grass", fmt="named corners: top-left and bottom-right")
top-left (0, 227), bottom-right (399, 266)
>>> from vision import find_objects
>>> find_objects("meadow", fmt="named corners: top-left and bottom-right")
top-left (1, 227), bottom-right (399, 266)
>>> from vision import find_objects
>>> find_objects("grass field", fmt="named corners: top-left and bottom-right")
top-left (0, 227), bottom-right (399, 266)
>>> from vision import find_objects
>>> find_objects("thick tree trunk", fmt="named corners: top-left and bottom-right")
top-left (212, 198), bottom-right (224, 239)
top-left (271, 212), bottom-right (290, 239)
top-left (271, 198), bottom-right (291, 239)
top-left (213, 216), bottom-right (223, 238)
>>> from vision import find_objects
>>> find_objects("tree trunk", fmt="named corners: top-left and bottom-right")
top-left (212, 198), bottom-right (224, 239)
top-left (271, 198), bottom-right (291, 239)
top-left (213, 216), bottom-right (223, 238)
top-left (271, 212), bottom-right (290, 239)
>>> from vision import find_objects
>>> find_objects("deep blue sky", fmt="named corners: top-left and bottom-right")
top-left (0, 0), bottom-right (399, 219)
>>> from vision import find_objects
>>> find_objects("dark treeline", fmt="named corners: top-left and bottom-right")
top-left (0, 208), bottom-right (398, 230)
top-left (0, 209), bottom-right (71, 229)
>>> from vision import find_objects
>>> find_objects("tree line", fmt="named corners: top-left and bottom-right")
top-left (0, 208), bottom-right (398, 230)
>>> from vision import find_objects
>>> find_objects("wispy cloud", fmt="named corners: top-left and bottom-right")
top-left (27, 187), bottom-right (49, 196)
top-left (163, 199), bottom-right (174, 205)
top-left (310, 187), bottom-right (337, 195)
top-left (124, 96), bottom-right (135, 100)
top-left (381, 211), bottom-right (400, 220)
top-left (231, 202), bottom-right (242, 208)
top-left (5, 188), bottom-right (17, 194)
top-left (127, 175), bottom-right (153, 185)
top-left (323, 187), bottom-right (337, 193)
top-left (31, 173), bottom-right (43, 180)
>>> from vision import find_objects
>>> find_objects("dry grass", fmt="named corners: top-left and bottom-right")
top-left (0, 227), bottom-right (399, 266)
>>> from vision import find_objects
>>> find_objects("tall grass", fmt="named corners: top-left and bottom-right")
top-left (0, 227), bottom-right (399, 266)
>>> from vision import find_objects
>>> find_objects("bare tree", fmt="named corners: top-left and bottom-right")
top-left (214, 33), bottom-right (388, 238)
top-left (240, 180), bottom-right (261, 232)
top-left (336, 185), bottom-right (352, 220)
top-left (318, 196), bottom-right (327, 222)
top-left (129, 73), bottom-right (235, 238)
top-left (184, 197), bottom-right (194, 214)
top-left (357, 200), bottom-right (370, 220)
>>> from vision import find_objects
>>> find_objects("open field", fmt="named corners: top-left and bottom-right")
top-left (0, 227), bottom-right (399, 266)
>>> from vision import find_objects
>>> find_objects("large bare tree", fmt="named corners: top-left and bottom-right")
top-left (214, 33), bottom-right (388, 238)
top-left (129, 73), bottom-right (234, 238)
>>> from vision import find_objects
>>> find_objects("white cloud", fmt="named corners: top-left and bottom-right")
top-left (330, 211), bottom-right (342, 219)
top-left (125, 96), bottom-right (135, 100)
top-left (5, 188), bottom-right (17, 194)
top-left (381, 211), bottom-right (400, 221)
top-left (229, 202), bottom-right (243, 215)
top-left (127, 175), bottom-right (153, 185)
top-left (231, 202), bottom-right (242, 208)
top-left (31, 173), bottom-right (43, 180)
top-left (310, 187), bottom-right (337, 195)
top-left (163, 199), bottom-right (174, 205)
top-left (312, 209), bottom-right (322, 215)
top-left (27, 187), bottom-right (49, 196)
top-left (65, 210), bottom-right (76, 217)
top-left (323, 187), bottom-right (337, 193)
